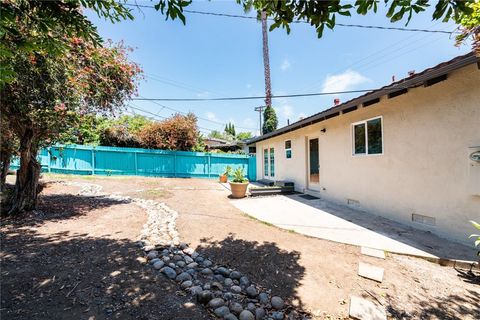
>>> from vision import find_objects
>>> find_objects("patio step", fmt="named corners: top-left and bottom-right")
top-left (361, 247), bottom-right (386, 259)
top-left (358, 262), bottom-right (384, 282)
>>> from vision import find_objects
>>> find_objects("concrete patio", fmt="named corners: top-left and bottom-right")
top-left (231, 193), bottom-right (476, 262)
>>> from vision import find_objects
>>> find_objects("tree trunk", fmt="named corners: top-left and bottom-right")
top-left (261, 10), bottom-right (272, 108)
top-left (7, 128), bottom-right (40, 215)
top-left (0, 152), bottom-right (11, 192)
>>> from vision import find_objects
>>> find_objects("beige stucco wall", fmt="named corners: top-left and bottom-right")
top-left (256, 63), bottom-right (480, 244)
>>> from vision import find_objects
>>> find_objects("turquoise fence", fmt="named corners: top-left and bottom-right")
top-left (11, 145), bottom-right (257, 181)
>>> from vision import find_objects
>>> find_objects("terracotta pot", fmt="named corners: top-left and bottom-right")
top-left (229, 182), bottom-right (249, 198)
top-left (219, 174), bottom-right (228, 183)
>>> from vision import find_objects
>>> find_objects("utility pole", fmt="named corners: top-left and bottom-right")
top-left (254, 106), bottom-right (265, 135)
top-left (261, 10), bottom-right (272, 107)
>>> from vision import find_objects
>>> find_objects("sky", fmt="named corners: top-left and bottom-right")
top-left (86, 1), bottom-right (471, 136)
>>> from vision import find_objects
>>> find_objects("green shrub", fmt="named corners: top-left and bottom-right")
top-left (232, 168), bottom-right (248, 183)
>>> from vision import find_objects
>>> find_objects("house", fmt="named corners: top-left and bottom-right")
top-left (204, 137), bottom-right (250, 153)
top-left (248, 52), bottom-right (480, 244)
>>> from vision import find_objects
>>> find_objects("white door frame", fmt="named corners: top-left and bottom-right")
top-left (263, 147), bottom-right (275, 179)
top-left (306, 136), bottom-right (320, 191)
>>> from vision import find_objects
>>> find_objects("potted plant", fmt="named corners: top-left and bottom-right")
top-left (219, 165), bottom-right (232, 183)
top-left (229, 167), bottom-right (249, 198)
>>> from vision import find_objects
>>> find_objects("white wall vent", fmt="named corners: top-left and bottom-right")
top-left (412, 213), bottom-right (436, 226)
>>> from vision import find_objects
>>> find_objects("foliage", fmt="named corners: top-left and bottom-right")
top-left (192, 135), bottom-right (206, 152)
top-left (99, 126), bottom-right (143, 148)
top-left (0, 0), bottom-right (134, 86)
top-left (149, 0), bottom-right (474, 38)
top-left (208, 130), bottom-right (234, 142)
top-left (223, 165), bottom-right (233, 177)
top-left (0, 119), bottom-right (18, 191)
top-left (236, 132), bottom-right (253, 141)
top-left (469, 221), bottom-right (480, 253)
top-left (262, 106), bottom-right (278, 134)
top-left (455, 1), bottom-right (480, 54)
top-left (232, 167), bottom-right (248, 183)
top-left (137, 113), bottom-right (200, 151)
top-left (225, 122), bottom-right (236, 137)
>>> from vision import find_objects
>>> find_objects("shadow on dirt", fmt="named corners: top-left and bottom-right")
top-left (0, 226), bottom-right (209, 320)
top-left (196, 234), bottom-right (307, 311)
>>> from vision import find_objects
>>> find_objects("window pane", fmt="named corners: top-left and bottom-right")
top-left (354, 123), bottom-right (366, 154)
top-left (286, 149), bottom-right (292, 159)
top-left (309, 138), bottom-right (319, 183)
top-left (270, 148), bottom-right (275, 177)
top-left (264, 149), bottom-right (268, 176)
top-left (285, 140), bottom-right (291, 149)
top-left (367, 118), bottom-right (382, 154)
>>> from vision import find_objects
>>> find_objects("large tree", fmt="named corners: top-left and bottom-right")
top-left (1, 38), bottom-right (142, 214)
top-left (262, 106), bottom-right (278, 134)
top-left (137, 113), bottom-right (200, 151)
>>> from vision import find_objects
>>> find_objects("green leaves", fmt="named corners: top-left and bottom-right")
top-left (469, 221), bottom-right (480, 248)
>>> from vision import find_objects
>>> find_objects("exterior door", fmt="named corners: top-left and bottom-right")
top-left (263, 147), bottom-right (275, 179)
top-left (308, 138), bottom-right (320, 190)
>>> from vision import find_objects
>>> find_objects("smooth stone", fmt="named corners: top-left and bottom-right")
top-left (173, 254), bottom-right (183, 261)
top-left (209, 298), bottom-right (225, 309)
top-left (224, 278), bottom-right (234, 286)
top-left (181, 280), bottom-right (193, 289)
top-left (191, 252), bottom-right (199, 259)
top-left (168, 263), bottom-right (176, 268)
top-left (162, 267), bottom-right (177, 279)
top-left (186, 268), bottom-right (196, 275)
top-left (224, 313), bottom-right (239, 320)
top-left (246, 303), bottom-right (255, 312)
top-left (183, 247), bottom-right (195, 255)
top-left (162, 256), bottom-right (171, 262)
top-left (245, 286), bottom-right (257, 298)
top-left (212, 281), bottom-right (224, 290)
top-left (150, 258), bottom-right (161, 265)
top-left (184, 256), bottom-right (194, 264)
top-left (230, 302), bottom-right (243, 315)
top-left (223, 292), bottom-right (234, 301)
top-left (258, 293), bottom-right (269, 304)
top-left (147, 251), bottom-right (158, 260)
top-left (203, 283), bottom-right (211, 290)
top-left (216, 267), bottom-right (231, 277)
top-left (240, 276), bottom-right (250, 287)
top-left (215, 274), bottom-right (226, 282)
top-left (162, 249), bottom-right (170, 255)
top-left (214, 306), bottom-right (230, 317)
top-left (230, 271), bottom-right (242, 279)
top-left (202, 259), bottom-right (213, 267)
top-left (187, 262), bottom-right (198, 269)
top-left (255, 308), bottom-right (266, 320)
top-left (153, 260), bottom-right (165, 270)
top-left (239, 310), bottom-right (255, 320)
top-left (189, 286), bottom-right (203, 295)
top-left (201, 268), bottom-right (213, 275)
top-left (272, 312), bottom-right (284, 320)
top-left (176, 272), bottom-right (192, 282)
top-left (271, 296), bottom-right (284, 310)
top-left (197, 290), bottom-right (213, 304)
top-left (231, 285), bottom-right (242, 294)
top-left (195, 256), bottom-right (204, 263)
top-left (176, 261), bottom-right (186, 268)
top-left (180, 242), bottom-right (188, 249)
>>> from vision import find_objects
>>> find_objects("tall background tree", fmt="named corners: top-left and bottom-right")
top-left (262, 106), bottom-right (278, 134)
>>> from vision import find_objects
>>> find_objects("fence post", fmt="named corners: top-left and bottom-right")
top-left (91, 148), bottom-right (95, 175)
top-left (47, 147), bottom-right (51, 173)
top-left (173, 151), bottom-right (176, 178)
top-left (207, 153), bottom-right (211, 178)
top-left (134, 151), bottom-right (138, 176)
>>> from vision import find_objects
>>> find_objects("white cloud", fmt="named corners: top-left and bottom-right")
top-left (321, 69), bottom-right (370, 93)
top-left (197, 91), bottom-right (210, 98)
top-left (280, 58), bottom-right (291, 71)
top-left (281, 105), bottom-right (294, 118)
top-left (206, 111), bottom-right (219, 122)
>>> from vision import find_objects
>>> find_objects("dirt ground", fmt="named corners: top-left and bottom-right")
top-left (2, 174), bottom-right (480, 320)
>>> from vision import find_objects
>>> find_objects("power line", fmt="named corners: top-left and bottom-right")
top-left (123, 2), bottom-right (456, 34)
top-left (132, 89), bottom-right (377, 102)
top-left (137, 96), bottom-right (257, 130)
top-left (128, 104), bottom-right (220, 133)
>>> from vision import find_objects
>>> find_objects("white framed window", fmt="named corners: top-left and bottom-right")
top-left (352, 116), bottom-right (383, 156)
top-left (285, 140), bottom-right (292, 159)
